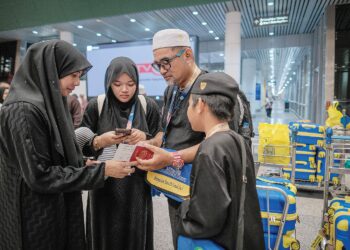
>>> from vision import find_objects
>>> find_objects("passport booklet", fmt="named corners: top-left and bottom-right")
top-left (113, 143), bottom-right (153, 162)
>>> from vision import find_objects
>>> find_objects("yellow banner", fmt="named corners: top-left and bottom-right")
top-left (147, 172), bottom-right (190, 198)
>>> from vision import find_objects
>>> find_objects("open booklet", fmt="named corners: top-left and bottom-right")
top-left (113, 143), bottom-right (154, 162)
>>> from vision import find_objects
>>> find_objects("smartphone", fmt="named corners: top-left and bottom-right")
top-left (83, 156), bottom-right (96, 161)
top-left (115, 128), bottom-right (132, 136)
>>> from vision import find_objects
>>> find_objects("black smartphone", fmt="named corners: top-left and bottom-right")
top-left (115, 128), bottom-right (132, 136)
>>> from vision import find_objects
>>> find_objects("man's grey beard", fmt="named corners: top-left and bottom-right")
top-left (166, 79), bottom-right (175, 86)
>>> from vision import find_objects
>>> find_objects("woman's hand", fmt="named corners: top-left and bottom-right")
top-left (123, 128), bottom-right (147, 145)
top-left (94, 131), bottom-right (127, 149)
top-left (104, 160), bottom-right (136, 178)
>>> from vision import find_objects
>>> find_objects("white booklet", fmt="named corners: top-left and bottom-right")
top-left (113, 143), bottom-right (153, 162)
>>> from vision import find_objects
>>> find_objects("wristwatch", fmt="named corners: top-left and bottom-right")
top-left (171, 151), bottom-right (184, 169)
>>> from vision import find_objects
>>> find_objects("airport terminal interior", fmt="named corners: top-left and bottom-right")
top-left (1, 0), bottom-right (350, 249)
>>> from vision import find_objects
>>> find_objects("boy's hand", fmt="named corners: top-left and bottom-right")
top-left (135, 143), bottom-right (173, 171)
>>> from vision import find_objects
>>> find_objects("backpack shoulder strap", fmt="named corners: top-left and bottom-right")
top-left (237, 93), bottom-right (244, 126)
top-left (138, 95), bottom-right (147, 114)
top-left (97, 94), bottom-right (106, 116)
top-left (236, 135), bottom-right (247, 250)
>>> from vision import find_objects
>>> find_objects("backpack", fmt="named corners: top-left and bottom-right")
top-left (97, 94), bottom-right (147, 116)
top-left (231, 90), bottom-right (254, 146)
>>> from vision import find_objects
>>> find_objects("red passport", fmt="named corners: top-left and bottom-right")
top-left (129, 146), bottom-right (154, 161)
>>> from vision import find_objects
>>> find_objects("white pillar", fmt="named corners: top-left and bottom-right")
top-left (241, 58), bottom-right (259, 114)
top-left (224, 11), bottom-right (241, 84)
top-left (59, 31), bottom-right (74, 44)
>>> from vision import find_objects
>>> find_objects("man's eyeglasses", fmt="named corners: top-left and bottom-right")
top-left (151, 49), bottom-right (185, 72)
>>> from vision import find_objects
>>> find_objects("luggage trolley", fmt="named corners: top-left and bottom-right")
top-left (253, 128), bottom-right (300, 249)
top-left (253, 127), bottom-right (298, 182)
top-left (311, 128), bottom-right (350, 249)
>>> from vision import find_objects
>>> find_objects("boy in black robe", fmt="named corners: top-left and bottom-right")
top-left (176, 72), bottom-right (265, 250)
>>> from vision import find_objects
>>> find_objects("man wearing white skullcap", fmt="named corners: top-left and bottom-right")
top-left (137, 28), bottom-right (206, 248)
top-left (152, 29), bottom-right (191, 51)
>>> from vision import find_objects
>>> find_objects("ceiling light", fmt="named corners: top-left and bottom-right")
top-left (87, 45), bottom-right (93, 51)
top-left (209, 30), bottom-right (214, 34)
top-left (96, 33), bottom-right (101, 37)
top-left (32, 30), bottom-right (38, 34)
top-left (268, 2), bottom-right (274, 6)
top-left (293, 72), bottom-right (296, 75)
top-left (73, 43), bottom-right (77, 46)
top-left (130, 18), bottom-right (136, 22)
top-left (77, 25), bottom-right (83, 29)
top-left (145, 28), bottom-right (150, 31)
top-left (269, 32), bottom-right (274, 36)
top-left (291, 61), bottom-right (295, 64)
top-left (219, 53), bottom-right (224, 57)
top-left (202, 22), bottom-right (207, 25)
top-left (287, 81), bottom-right (289, 83)
top-left (192, 11), bottom-right (198, 15)
top-left (215, 36), bottom-right (219, 40)
top-left (111, 39), bottom-right (117, 43)
top-left (289, 77), bottom-right (292, 80)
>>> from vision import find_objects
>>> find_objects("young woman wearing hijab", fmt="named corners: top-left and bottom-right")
top-left (81, 57), bottom-right (162, 250)
top-left (0, 40), bottom-right (135, 250)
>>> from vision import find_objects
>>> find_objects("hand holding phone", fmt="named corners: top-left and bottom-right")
top-left (115, 128), bottom-right (132, 136)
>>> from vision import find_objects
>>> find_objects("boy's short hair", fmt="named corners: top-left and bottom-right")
top-left (191, 94), bottom-right (234, 121)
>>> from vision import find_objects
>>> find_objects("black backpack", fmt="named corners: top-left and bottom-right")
top-left (230, 90), bottom-right (255, 146)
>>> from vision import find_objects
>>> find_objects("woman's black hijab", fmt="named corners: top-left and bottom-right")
top-left (97, 57), bottom-right (149, 134)
top-left (4, 40), bottom-right (92, 167)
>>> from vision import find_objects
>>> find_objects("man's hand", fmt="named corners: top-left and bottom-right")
top-left (136, 143), bottom-right (173, 171)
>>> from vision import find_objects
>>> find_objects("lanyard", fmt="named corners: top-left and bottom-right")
top-left (126, 103), bottom-right (136, 129)
top-left (162, 85), bottom-right (191, 144)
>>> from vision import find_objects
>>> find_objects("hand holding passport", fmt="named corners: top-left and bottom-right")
top-left (113, 143), bottom-right (154, 162)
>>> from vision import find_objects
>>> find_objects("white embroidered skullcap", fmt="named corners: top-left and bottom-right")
top-left (152, 29), bottom-right (191, 51)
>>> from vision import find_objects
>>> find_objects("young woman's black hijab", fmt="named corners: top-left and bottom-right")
top-left (4, 40), bottom-right (92, 167)
top-left (97, 57), bottom-right (149, 134)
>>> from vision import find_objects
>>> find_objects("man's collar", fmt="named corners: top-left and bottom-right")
top-left (179, 66), bottom-right (201, 91)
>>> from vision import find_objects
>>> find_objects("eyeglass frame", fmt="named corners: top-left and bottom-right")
top-left (151, 49), bottom-right (186, 72)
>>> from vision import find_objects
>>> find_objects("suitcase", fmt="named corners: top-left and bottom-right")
top-left (324, 197), bottom-right (350, 243)
top-left (256, 177), bottom-right (297, 235)
top-left (329, 196), bottom-right (350, 213)
top-left (328, 208), bottom-right (350, 250)
top-left (295, 144), bottom-right (316, 164)
top-left (283, 161), bottom-right (317, 182)
top-left (264, 233), bottom-right (300, 250)
top-left (315, 147), bottom-right (340, 184)
top-left (289, 122), bottom-right (325, 146)
top-left (296, 143), bottom-right (317, 151)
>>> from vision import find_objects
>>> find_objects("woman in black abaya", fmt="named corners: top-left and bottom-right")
top-left (0, 40), bottom-right (135, 250)
top-left (81, 57), bottom-right (162, 250)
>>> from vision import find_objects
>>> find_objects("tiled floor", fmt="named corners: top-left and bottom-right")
top-left (152, 101), bottom-right (325, 249)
